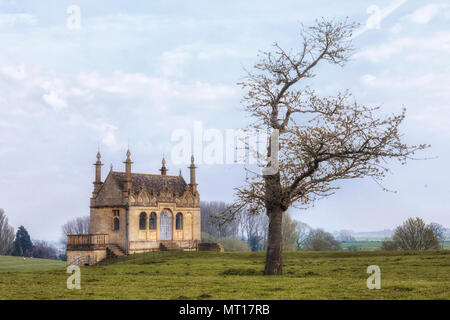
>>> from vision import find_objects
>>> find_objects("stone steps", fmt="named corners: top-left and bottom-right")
top-left (106, 244), bottom-right (126, 258)
top-left (159, 241), bottom-right (182, 251)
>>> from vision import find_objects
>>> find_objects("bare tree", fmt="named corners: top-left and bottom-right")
top-left (393, 217), bottom-right (440, 250)
top-left (30, 241), bottom-right (58, 259)
top-left (60, 216), bottom-right (90, 246)
top-left (230, 19), bottom-right (428, 274)
top-left (241, 209), bottom-right (268, 251)
top-left (0, 209), bottom-right (15, 255)
top-left (281, 213), bottom-right (298, 251)
top-left (296, 221), bottom-right (311, 250)
top-left (337, 230), bottom-right (356, 242)
top-left (201, 201), bottom-right (240, 239)
top-left (427, 222), bottom-right (445, 242)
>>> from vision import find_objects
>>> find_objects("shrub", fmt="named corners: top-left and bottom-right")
top-left (380, 239), bottom-right (398, 251)
top-left (217, 237), bottom-right (250, 252)
top-left (304, 238), bottom-right (341, 251)
top-left (303, 229), bottom-right (342, 251)
top-left (201, 232), bottom-right (217, 243)
top-left (392, 217), bottom-right (440, 250)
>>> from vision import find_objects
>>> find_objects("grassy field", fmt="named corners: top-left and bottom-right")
top-left (0, 250), bottom-right (448, 300)
top-left (341, 241), bottom-right (382, 251)
top-left (341, 241), bottom-right (450, 251)
top-left (0, 256), bottom-right (66, 273)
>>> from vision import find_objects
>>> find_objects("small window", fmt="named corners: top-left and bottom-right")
top-left (113, 217), bottom-right (120, 231)
top-left (176, 213), bottom-right (183, 230)
top-left (113, 209), bottom-right (120, 217)
top-left (149, 212), bottom-right (156, 230)
top-left (139, 212), bottom-right (147, 230)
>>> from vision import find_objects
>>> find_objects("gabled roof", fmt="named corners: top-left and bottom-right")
top-left (110, 171), bottom-right (188, 195)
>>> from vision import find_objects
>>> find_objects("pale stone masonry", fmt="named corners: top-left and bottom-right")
top-left (66, 150), bottom-right (201, 265)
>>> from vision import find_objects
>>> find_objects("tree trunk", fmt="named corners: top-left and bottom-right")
top-left (264, 206), bottom-right (283, 275)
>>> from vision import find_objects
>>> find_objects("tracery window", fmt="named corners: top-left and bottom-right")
top-left (176, 213), bottom-right (183, 230)
top-left (139, 212), bottom-right (147, 230)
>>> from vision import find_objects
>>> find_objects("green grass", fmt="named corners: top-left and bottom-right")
top-left (0, 256), bottom-right (66, 273)
top-left (340, 241), bottom-right (450, 251)
top-left (341, 241), bottom-right (382, 251)
top-left (0, 251), bottom-right (448, 300)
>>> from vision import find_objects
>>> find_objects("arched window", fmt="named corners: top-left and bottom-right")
top-left (176, 213), bottom-right (183, 230)
top-left (113, 217), bottom-right (120, 231)
top-left (139, 212), bottom-right (147, 230)
top-left (149, 212), bottom-right (156, 230)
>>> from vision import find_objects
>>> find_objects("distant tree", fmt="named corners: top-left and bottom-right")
top-left (392, 217), bottom-right (440, 250)
top-left (337, 230), bottom-right (356, 242)
top-left (12, 226), bottom-right (33, 257)
top-left (241, 210), bottom-right (268, 251)
top-left (0, 209), bottom-right (15, 255)
top-left (295, 222), bottom-right (311, 250)
top-left (30, 241), bottom-right (58, 259)
top-left (427, 222), bottom-right (445, 242)
top-left (380, 239), bottom-right (398, 251)
top-left (304, 229), bottom-right (341, 251)
top-left (201, 232), bottom-right (218, 243)
top-left (61, 216), bottom-right (90, 246)
top-left (201, 201), bottom-right (240, 239)
top-left (282, 213), bottom-right (299, 251)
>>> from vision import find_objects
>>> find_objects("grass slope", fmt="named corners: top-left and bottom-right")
top-left (0, 251), bottom-right (448, 300)
top-left (0, 256), bottom-right (65, 273)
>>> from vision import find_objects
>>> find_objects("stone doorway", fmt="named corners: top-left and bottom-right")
top-left (160, 210), bottom-right (172, 240)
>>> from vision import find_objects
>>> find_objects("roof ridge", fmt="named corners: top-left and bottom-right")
top-left (112, 171), bottom-right (180, 178)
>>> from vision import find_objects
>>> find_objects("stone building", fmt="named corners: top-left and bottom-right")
top-left (66, 150), bottom-right (201, 265)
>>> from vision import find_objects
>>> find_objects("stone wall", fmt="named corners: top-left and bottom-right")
top-left (198, 243), bottom-right (224, 252)
top-left (67, 249), bottom-right (107, 266)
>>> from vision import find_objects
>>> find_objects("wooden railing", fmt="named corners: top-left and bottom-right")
top-left (67, 234), bottom-right (108, 251)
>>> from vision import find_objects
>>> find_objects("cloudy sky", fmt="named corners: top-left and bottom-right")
top-left (0, 0), bottom-right (449, 241)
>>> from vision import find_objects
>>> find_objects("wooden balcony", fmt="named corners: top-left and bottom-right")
top-left (67, 234), bottom-right (108, 251)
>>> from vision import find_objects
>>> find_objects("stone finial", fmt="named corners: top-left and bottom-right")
top-left (160, 155), bottom-right (168, 175)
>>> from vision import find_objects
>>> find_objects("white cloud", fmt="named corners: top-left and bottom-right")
top-left (42, 91), bottom-right (68, 110)
top-left (358, 71), bottom-right (450, 135)
top-left (1, 64), bottom-right (238, 153)
top-left (0, 13), bottom-right (37, 27)
top-left (407, 4), bottom-right (447, 24)
top-left (77, 71), bottom-right (236, 107)
top-left (68, 113), bottom-right (123, 151)
top-left (158, 44), bottom-right (242, 78)
top-left (159, 49), bottom-right (192, 77)
top-left (356, 31), bottom-right (450, 62)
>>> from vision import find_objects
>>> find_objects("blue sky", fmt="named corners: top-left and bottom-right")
top-left (0, 0), bottom-right (449, 241)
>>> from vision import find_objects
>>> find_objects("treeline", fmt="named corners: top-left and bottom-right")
top-left (0, 208), bottom-right (61, 259)
top-left (201, 201), bottom-right (447, 252)
top-left (201, 201), bottom-right (346, 252)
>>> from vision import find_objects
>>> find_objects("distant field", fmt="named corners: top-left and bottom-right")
top-left (0, 256), bottom-right (66, 273)
top-left (0, 250), bottom-right (448, 300)
top-left (341, 241), bottom-right (382, 251)
top-left (341, 241), bottom-right (450, 251)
